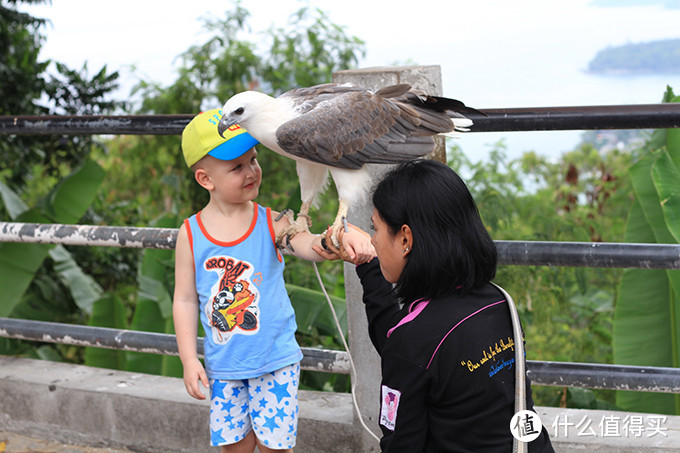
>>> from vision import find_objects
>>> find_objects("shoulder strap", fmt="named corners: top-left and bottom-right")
top-left (491, 283), bottom-right (527, 453)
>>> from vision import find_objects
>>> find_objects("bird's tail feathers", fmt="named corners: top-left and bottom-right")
top-left (440, 131), bottom-right (464, 139)
top-left (451, 117), bottom-right (473, 132)
top-left (417, 110), bottom-right (456, 133)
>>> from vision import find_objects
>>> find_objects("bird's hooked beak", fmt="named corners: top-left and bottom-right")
top-left (217, 113), bottom-right (237, 138)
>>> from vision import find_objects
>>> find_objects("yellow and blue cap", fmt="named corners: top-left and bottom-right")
top-left (181, 108), bottom-right (259, 167)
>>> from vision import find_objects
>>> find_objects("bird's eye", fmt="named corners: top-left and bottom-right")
top-left (234, 107), bottom-right (244, 115)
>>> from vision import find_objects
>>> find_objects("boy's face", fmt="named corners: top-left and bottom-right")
top-left (202, 148), bottom-right (262, 203)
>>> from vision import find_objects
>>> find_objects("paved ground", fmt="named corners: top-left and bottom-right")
top-left (0, 432), bottom-right (132, 453)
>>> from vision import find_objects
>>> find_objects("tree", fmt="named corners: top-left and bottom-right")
top-left (0, 0), bottom-right (124, 196)
top-left (0, 0), bottom-right (48, 191)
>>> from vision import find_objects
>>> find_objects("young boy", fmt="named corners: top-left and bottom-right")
top-left (173, 109), bottom-right (374, 453)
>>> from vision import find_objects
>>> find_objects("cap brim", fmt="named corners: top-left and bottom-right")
top-left (207, 132), bottom-right (260, 161)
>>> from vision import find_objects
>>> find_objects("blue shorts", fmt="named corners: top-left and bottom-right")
top-left (209, 362), bottom-right (300, 449)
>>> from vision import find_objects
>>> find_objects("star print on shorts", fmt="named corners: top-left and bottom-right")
top-left (209, 362), bottom-right (300, 448)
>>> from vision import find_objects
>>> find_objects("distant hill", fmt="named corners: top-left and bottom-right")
top-left (588, 38), bottom-right (680, 74)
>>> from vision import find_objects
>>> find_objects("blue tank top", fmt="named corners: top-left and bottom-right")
top-left (184, 203), bottom-right (302, 379)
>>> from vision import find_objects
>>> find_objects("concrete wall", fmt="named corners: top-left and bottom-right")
top-left (0, 356), bottom-right (357, 452)
top-left (2, 357), bottom-right (680, 452)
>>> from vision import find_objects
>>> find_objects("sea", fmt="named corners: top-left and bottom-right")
top-left (405, 47), bottom-right (680, 164)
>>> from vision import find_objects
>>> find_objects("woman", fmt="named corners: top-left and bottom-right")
top-left (324, 159), bottom-right (553, 452)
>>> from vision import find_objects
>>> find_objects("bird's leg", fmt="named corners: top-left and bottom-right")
top-left (274, 201), bottom-right (314, 253)
top-left (330, 200), bottom-right (349, 248)
top-left (296, 201), bottom-right (313, 229)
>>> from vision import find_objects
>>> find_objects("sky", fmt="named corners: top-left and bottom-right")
top-left (21, 0), bottom-right (680, 159)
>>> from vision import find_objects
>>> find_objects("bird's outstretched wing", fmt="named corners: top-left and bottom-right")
top-left (275, 84), bottom-right (475, 169)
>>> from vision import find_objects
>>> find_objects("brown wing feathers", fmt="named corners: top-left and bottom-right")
top-left (275, 84), bottom-right (475, 168)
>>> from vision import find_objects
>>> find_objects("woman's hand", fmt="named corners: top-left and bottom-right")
top-left (313, 224), bottom-right (375, 265)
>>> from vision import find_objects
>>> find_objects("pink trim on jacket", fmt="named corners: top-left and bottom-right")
top-left (426, 299), bottom-right (506, 369)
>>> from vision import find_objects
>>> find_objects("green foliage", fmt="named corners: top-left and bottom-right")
top-left (448, 132), bottom-right (633, 409)
top-left (82, 214), bottom-right (183, 377)
top-left (45, 62), bottom-right (125, 115)
top-left (49, 244), bottom-right (103, 314)
top-left (289, 278), bottom-right (351, 393)
top-left (613, 87), bottom-right (680, 415)
top-left (288, 282), bottom-right (347, 340)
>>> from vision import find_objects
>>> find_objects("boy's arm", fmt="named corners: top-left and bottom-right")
top-left (173, 224), bottom-right (209, 400)
top-left (272, 210), bottom-right (375, 264)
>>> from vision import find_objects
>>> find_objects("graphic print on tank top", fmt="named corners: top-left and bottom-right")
top-left (204, 254), bottom-right (260, 344)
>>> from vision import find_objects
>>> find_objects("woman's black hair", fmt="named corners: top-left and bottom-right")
top-left (372, 159), bottom-right (497, 303)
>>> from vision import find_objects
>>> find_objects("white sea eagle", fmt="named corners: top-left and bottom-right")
top-left (217, 83), bottom-right (481, 247)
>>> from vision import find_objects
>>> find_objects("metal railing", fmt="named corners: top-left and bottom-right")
top-left (2, 316), bottom-right (680, 393)
top-left (2, 104), bottom-right (680, 135)
top-left (1, 222), bottom-right (680, 269)
top-left (1, 105), bottom-right (680, 394)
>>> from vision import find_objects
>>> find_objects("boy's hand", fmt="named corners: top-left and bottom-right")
top-left (183, 357), bottom-right (209, 400)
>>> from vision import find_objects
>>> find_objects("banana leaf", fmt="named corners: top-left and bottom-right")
top-left (0, 180), bottom-right (29, 218)
top-left (0, 159), bottom-right (104, 317)
top-left (49, 245), bottom-right (103, 315)
top-left (613, 89), bottom-right (680, 414)
top-left (288, 283), bottom-right (347, 340)
top-left (84, 294), bottom-right (127, 370)
top-left (613, 200), bottom-right (675, 413)
top-left (652, 151), bottom-right (680, 242)
top-left (127, 214), bottom-right (182, 376)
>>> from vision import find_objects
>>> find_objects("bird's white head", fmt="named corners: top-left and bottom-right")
top-left (218, 91), bottom-right (277, 139)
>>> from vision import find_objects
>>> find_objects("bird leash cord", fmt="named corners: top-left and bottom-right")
top-left (312, 262), bottom-right (382, 444)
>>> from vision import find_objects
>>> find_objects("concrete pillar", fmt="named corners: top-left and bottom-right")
top-left (332, 65), bottom-right (444, 451)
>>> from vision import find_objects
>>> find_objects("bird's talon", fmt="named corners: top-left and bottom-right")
top-left (284, 235), bottom-right (295, 253)
top-left (275, 212), bottom-right (310, 252)
top-left (276, 234), bottom-right (296, 253)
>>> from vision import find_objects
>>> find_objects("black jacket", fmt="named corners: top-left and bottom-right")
top-left (356, 258), bottom-right (553, 452)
